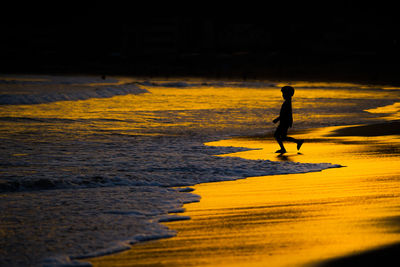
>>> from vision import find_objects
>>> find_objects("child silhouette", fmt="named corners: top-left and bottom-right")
top-left (273, 86), bottom-right (304, 154)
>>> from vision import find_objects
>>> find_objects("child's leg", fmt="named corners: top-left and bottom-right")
top-left (285, 136), bottom-right (297, 143)
top-left (274, 125), bottom-right (287, 153)
top-left (285, 136), bottom-right (304, 150)
top-left (276, 138), bottom-right (286, 152)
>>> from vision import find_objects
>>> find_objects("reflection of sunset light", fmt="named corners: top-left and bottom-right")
top-left (366, 102), bottom-right (400, 120)
top-left (90, 125), bottom-right (400, 267)
top-left (1, 84), bottom-right (397, 138)
top-left (2, 77), bottom-right (400, 266)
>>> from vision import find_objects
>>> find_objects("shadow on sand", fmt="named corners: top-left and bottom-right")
top-left (318, 242), bottom-right (400, 266)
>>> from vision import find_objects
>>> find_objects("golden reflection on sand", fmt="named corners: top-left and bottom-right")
top-left (366, 102), bottom-right (400, 120)
top-left (89, 125), bottom-right (400, 266)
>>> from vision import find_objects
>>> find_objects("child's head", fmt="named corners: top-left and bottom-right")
top-left (281, 86), bottom-right (294, 99)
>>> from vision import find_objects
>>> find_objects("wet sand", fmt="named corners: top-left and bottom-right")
top-left (89, 122), bottom-right (400, 266)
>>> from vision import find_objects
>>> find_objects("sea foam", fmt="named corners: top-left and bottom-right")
top-left (0, 75), bottom-right (147, 105)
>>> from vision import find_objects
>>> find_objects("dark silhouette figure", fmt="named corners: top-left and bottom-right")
top-left (273, 86), bottom-right (304, 154)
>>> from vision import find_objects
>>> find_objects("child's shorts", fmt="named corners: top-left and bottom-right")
top-left (274, 124), bottom-right (289, 139)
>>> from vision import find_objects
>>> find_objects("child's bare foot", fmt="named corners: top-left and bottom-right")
top-left (297, 140), bottom-right (304, 150)
top-left (275, 149), bottom-right (286, 154)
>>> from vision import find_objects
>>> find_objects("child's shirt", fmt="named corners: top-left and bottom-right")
top-left (279, 99), bottom-right (293, 127)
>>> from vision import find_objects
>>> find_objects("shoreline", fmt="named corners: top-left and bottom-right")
top-left (3, 70), bottom-right (400, 88)
top-left (88, 120), bottom-right (400, 266)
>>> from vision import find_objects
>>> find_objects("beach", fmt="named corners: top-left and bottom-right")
top-left (1, 75), bottom-right (400, 266)
top-left (89, 121), bottom-right (400, 266)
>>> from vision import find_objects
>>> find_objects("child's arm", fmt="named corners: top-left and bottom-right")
top-left (273, 104), bottom-right (282, 124)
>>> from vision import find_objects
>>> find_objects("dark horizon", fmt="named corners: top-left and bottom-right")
top-left (2, 9), bottom-right (400, 84)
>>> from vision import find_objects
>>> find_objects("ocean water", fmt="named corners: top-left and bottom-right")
top-left (1, 75), bottom-right (399, 266)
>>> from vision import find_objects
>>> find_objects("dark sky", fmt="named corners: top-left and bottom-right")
top-left (1, 5), bottom-right (399, 82)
